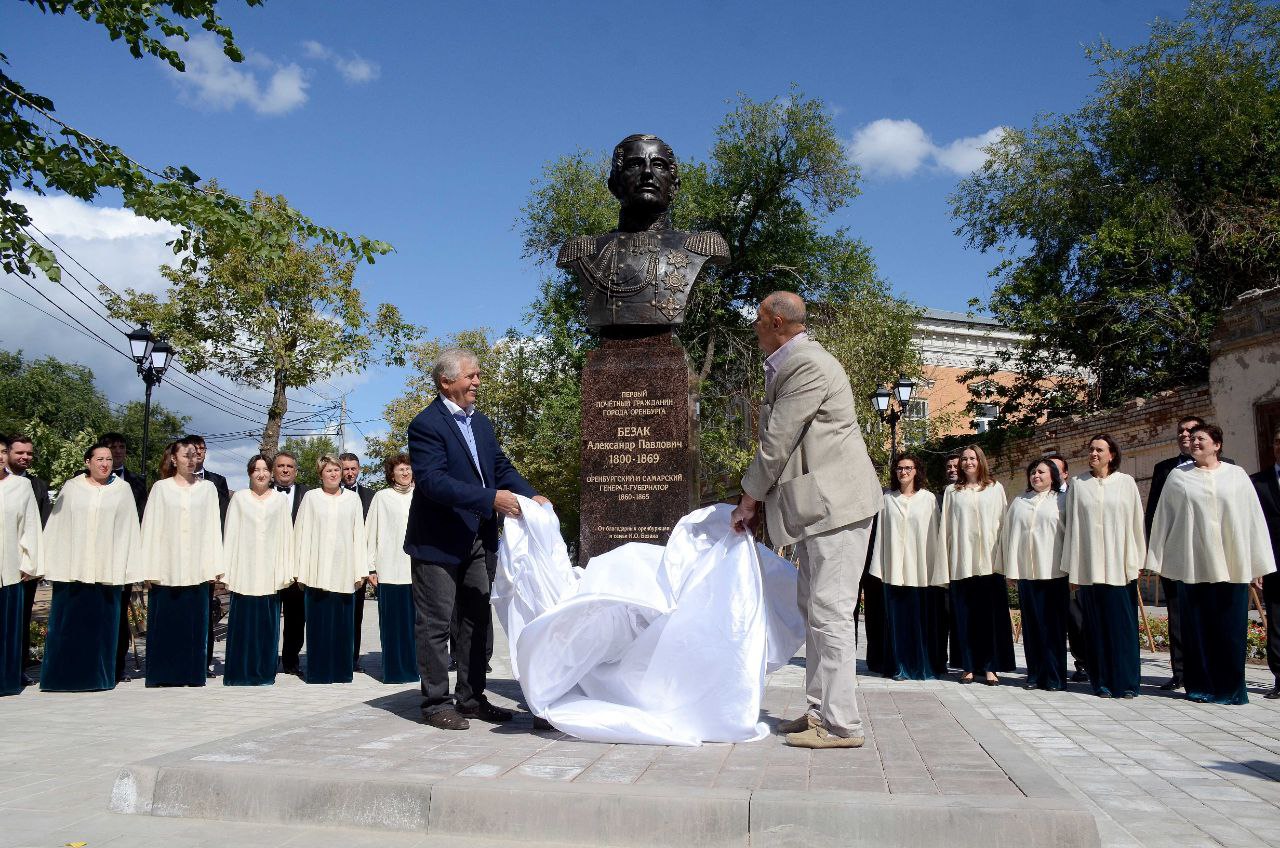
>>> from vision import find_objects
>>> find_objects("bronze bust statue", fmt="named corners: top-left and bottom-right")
top-left (557, 134), bottom-right (729, 331)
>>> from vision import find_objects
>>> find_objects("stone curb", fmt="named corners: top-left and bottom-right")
top-left (110, 762), bottom-right (1100, 848)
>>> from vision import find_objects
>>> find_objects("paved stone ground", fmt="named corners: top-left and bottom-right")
top-left (2, 602), bottom-right (1278, 847)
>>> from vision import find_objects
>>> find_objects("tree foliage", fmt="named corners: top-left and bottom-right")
top-left (0, 350), bottom-right (188, 484)
top-left (951, 0), bottom-right (1280, 422)
top-left (103, 190), bottom-right (419, 456)
top-left (279, 434), bottom-right (339, 490)
top-left (2, 0), bottom-right (391, 285)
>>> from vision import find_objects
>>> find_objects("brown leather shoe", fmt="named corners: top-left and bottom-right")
top-left (777, 713), bottom-right (819, 734)
top-left (423, 708), bottom-right (470, 730)
top-left (785, 726), bottom-right (865, 749)
top-left (458, 700), bottom-right (514, 723)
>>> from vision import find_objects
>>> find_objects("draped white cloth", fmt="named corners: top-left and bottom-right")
top-left (294, 488), bottom-right (367, 594)
top-left (493, 499), bottom-right (806, 747)
top-left (222, 489), bottom-right (295, 596)
top-left (997, 490), bottom-right (1066, 581)
top-left (41, 475), bottom-right (142, 585)
top-left (365, 488), bottom-right (413, 585)
top-left (138, 477), bottom-right (224, 586)
top-left (870, 489), bottom-right (946, 587)
top-left (0, 474), bottom-right (42, 587)
top-left (1145, 463), bottom-right (1277, 584)
top-left (1061, 472), bottom-right (1145, 586)
top-left (939, 482), bottom-right (1007, 580)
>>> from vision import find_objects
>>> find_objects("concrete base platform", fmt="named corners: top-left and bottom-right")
top-left (109, 685), bottom-right (1100, 848)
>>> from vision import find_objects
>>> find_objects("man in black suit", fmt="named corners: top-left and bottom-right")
top-left (1252, 424), bottom-right (1280, 699)
top-left (100, 431), bottom-right (146, 683)
top-left (6, 434), bottom-right (50, 685)
top-left (1144, 415), bottom-right (1235, 690)
top-left (273, 450), bottom-right (310, 674)
top-left (189, 435), bottom-right (231, 677)
top-left (405, 348), bottom-right (549, 730)
top-left (340, 451), bottom-right (376, 672)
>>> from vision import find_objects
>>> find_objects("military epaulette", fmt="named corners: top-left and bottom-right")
top-left (556, 234), bottom-right (598, 267)
top-left (683, 231), bottom-right (730, 258)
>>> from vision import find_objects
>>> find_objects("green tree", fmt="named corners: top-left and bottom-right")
top-left (280, 434), bottom-right (339, 490)
top-left (950, 0), bottom-right (1280, 423)
top-left (0, 351), bottom-right (188, 483)
top-left (103, 190), bottom-right (419, 456)
top-left (3, 1), bottom-right (390, 285)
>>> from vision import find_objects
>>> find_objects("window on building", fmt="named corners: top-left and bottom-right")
top-left (904, 399), bottom-right (929, 445)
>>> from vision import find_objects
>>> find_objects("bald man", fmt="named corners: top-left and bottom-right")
top-left (731, 291), bottom-right (881, 749)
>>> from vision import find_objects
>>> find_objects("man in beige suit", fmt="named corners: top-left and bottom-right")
top-left (731, 291), bottom-right (881, 749)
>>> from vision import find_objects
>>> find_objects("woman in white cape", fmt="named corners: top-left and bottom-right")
top-left (366, 453), bottom-right (417, 684)
top-left (40, 444), bottom-right (143, 692)
top-left (139, 439), bottom-right (224, 687)
top-left (0, 436), bottom-right (42, 696)
top-left (1146, 423), bottom-right (1276, 704)
top-left (940, 445), bottom-right (1014, 685)
top-left (999, 458), bottom-right (1068, 691)
top-left (1061, 434), bottom-right (1144, 698)
top-left (870, 454), bottom-right (947, 680)
top-left (294, 455), bottom-right (367, 684)
top-left (222, 454), bottom-right (294, 686)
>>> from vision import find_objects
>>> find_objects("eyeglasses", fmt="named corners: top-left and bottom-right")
top-left (894, 467), bottom-right (914, 473)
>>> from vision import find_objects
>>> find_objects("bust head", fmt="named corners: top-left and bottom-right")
top-left (607, 134), bottom-right (679, 214)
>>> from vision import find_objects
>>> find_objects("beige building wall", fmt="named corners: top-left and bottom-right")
top-left (1209, 285), bottom-right (1280, 475)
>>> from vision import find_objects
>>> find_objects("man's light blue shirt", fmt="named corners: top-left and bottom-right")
top-left (441, 395), bottom-right (484, 486)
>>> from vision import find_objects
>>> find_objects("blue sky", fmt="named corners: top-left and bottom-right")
top-left (4, 0), bottom-right (1187, 483)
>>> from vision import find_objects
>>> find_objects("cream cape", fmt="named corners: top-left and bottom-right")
top-left (222, 489), bottom-right (295, 596)
top-left (1061, 471), bottom-right (1144, 586)
top-left (0, 474), bottom-right (42, 587)
top-left (939, 482), bottom-right (1007, 580)
top-left (41, 475), bottom-right (142, 585)
top-left (294, 488), bottom-right (367, 594)
top-left (998, 490), bottom-right (1066, 581)
top-left (366, 487), bottom-right (413, 585)
top-left (1145, 463), bottom-right (1277, 584)
top-left (870, 489), bottom-right (946, 587)
top-left (139, 477), bottom-right (224, 585)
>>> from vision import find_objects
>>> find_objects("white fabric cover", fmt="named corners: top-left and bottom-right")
top-left (1146, 463), bottom-right (1277, 584)
top-left (139, 477), bottom-right (224, 585)
top-left (0, 474), bottom-right (42, 587)
top-left (222, 489), bottom-right (294, 596)
top-left (493, 499), bottom-right (805, 747)
top-left (41, 475), bottom-right (142, 585)
top-left (997, 490), bottom-right (1066, 581)
top-left (365, 488), bottom-right (414, 584)
top-left (870, 489), bottom-right (945, 587)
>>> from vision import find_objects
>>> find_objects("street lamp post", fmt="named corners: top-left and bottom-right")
top-left (869, 374), bottom-right (916, 470)
top-left (126, 326), bottom-right (175, 487)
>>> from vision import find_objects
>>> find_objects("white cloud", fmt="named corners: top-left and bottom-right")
top-left (15, 190), bottom-right (178, 242)
top-left (848, 119), bottom-right (1007, 179)
top-left (302, 40), bottom-right (381, 84)
top-left (934, 127), bottom-right (1008, 175)
top-left (848, 119), bottom-right (934, 179)
top-left (170, 35), bottom-right (308, 115)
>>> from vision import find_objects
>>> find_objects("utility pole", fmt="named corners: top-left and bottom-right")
top-left (338, 393), bottom-right (347, 453)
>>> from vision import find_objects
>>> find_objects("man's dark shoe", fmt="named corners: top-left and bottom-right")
top-left (1158, 676), bottom-right (1182, 691)
top-left (423, 709), bottom-right (470, 731)
top-left (1069, 669), bottom-right (1089, 683)
top-left (458, 701), bottom-right (514, 723)
top-left (532, 716), bottom-right (555, 731)
top-left (1265, 681), bottom-right (1280, 700)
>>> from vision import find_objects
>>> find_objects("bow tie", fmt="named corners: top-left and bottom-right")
top-left (275, 485), bottom-right (291, 493)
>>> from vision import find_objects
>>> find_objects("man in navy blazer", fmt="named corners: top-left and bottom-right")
top-left (405, 348), bottom-right (548, 730)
